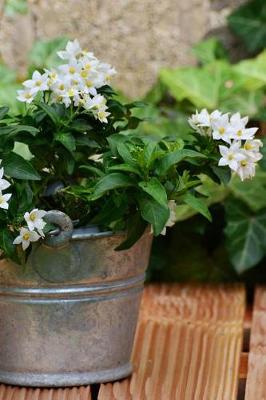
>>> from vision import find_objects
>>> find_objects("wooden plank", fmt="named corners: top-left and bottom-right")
top-left (0, 385), bottom-right (91, 400)
top-left (245, 287), bottom-right (266, 400)
top-left (99, 284), bottom-right (245, 400)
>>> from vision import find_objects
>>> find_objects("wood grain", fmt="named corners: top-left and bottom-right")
top-left (245, 287), bottom-right (266, 400)
top-left (99, 284), bottom-right (245, 400)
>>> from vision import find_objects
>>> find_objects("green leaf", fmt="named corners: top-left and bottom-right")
top-left (37, 102), bottom-right (60, 125)
top-left (108, 163), bottom-right (142, 176)
top-left (228, 0), bottom-right (266, 54)
top-left (55, 132), bottom-right (76, 152)
top-left (183, 193), bottom-right (212, 221)
top-left (2, 152), bottom-right (41, 180)
top-left (117, 142), bottom-right (136, 166)
top-left (116, 213), bottom-right (148, 250)
top-left (211, 165), bottom-right (231, 185)
top-left (138, 196), bottom-right (169, 236)
top-left (225, 200), bottom-right (266, 273)
top-left (29, 37), bottom-right (69, 70)
top-left (160, 66), bottom-right (217, 109)
top-left (139, 177), bottom-right (168, 207)
top-left (79, 165), bottom-right (104, 177)
top-left (233, 51), bottom-right (266, 90)
top-left (0, 125), bottom-right (39, 138)
top-left (0, 107), bottom-right (9, 120)
top-left (91, 173), bottom-right (136, 200)
top-left (4, 0), bottom-right (28, 16)
top-left (0, 228), bottom-right (16, 260)
top-left (156, 149), bottom-right (206, 175)
top-left (192, 38), bottom-right (228, 65)
top-left (229, 169), bottom-right (266, 212)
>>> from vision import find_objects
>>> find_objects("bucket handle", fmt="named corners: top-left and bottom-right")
top-left (44, 210), bottom-right (73, 247)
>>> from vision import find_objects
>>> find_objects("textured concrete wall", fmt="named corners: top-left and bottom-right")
top-left (0, 0), bottom-right (244, 98)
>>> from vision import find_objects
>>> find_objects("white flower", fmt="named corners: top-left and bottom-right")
top-left (96, 109), bottom-right (110, 123)
top-left (188, 109), bottom-right (211, 134)
top-left (84, 94), bottom-right (106, 111)
top-left (211, 113), bottom-right (231, 143)
top-left (0, 168), bottom-right (10, 191)
top-left (209, 109), bottom-right (223, 124)
top-left (24, 209), bottom-right (47, 236)
top-left (0, 192), bottom-right (11, 210)
top-left (244, 139), bottom-right (263, 153)
top-left (236, 159), bottom-right (256, 181)
top-left (57, 39), bottom-right (83, 61)
top-left (23, 70), bottom-right (49, 93)
top-left (218, 142), bottom-right (245, 171)
top-left (13, 227), bottom-right (41, 251)
top-left (228, 112), bottom-right (258, 140)
top-left (160, 200), bottom-right (177, 235)
top-left (17, 89), bottom-right (37, 103)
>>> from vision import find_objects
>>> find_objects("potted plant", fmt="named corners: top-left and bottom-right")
top-left (0, 40), bottom-right (262, 387)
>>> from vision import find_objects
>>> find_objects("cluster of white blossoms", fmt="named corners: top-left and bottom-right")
top-left (17, 39), bottom-right (116, 123)
top-left (0, 161), bottom-right (12, 210)
top-left (189, 109), bottom-right (263, 181)
top-left (13, 209), bottom-right (47, 250)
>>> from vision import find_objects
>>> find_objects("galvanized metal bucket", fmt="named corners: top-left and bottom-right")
top-left (0, 211), bottom-right (153, 387)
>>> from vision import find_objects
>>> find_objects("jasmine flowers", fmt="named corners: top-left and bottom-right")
top-left (17, 39), bottom-right (116, 124)
top-left (189, 109), bottom-right (262, 181)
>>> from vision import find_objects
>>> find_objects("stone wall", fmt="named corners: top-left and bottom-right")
top-left (0, 0), bottom-right (245, 98)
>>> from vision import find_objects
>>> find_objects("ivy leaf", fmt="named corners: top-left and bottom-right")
top-left (192, 38), bottom-right (228, 65)
top-left (90, 173), bottom-right (136, 200)
top-left (138, 196), bottom-right (169, 236)
top-left (183, 193), bottom-right (212, 222)
top-left (139, 177), bottom-right (168, 208)
top-left (228, 0), bottom-right (266, 54)
top-left (229, 169), bottom-right (266, 212)
top-left (2, 152), bottom-right (41, 180)
top-left (225, 200), bottom-right (266, 273)
top-left (55, 132), bottom-right (76, 152)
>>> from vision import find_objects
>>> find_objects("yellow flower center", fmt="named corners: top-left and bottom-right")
top-left (98, 111), bottom-right (105, 119)
top-left (67, 89), bottom-right (75, 97)
top-left (69, 66), bottom-right (76, 74)
top-left (50, 72), bottom-right (57, 79)
top-left (244, 143), bottom-right (253, 151)
top-left (58, 84), bottom-right (65, 90)
top-left (86, 80), bottom-right (93, 88)
top-left (237, 130), bottom-right (242, 137)
top-left (30, 213), bottom-right (36, 221)
top-left (25, 93), bottom-right (32, 99)
top-left (84, 63), bottom-right (91, 71)
top-left (219, 127), bottom-right (225, 134)
top-left (23, 233), bottom-right (30, 241)
top-left (228, 154), bottom-right (234, 161)
top-left (241, 160), bottom-right (247, 167)
top-left (35, 80), bottom-right (42, 87)
top-left (80, 70), bottom-right (88, 78)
